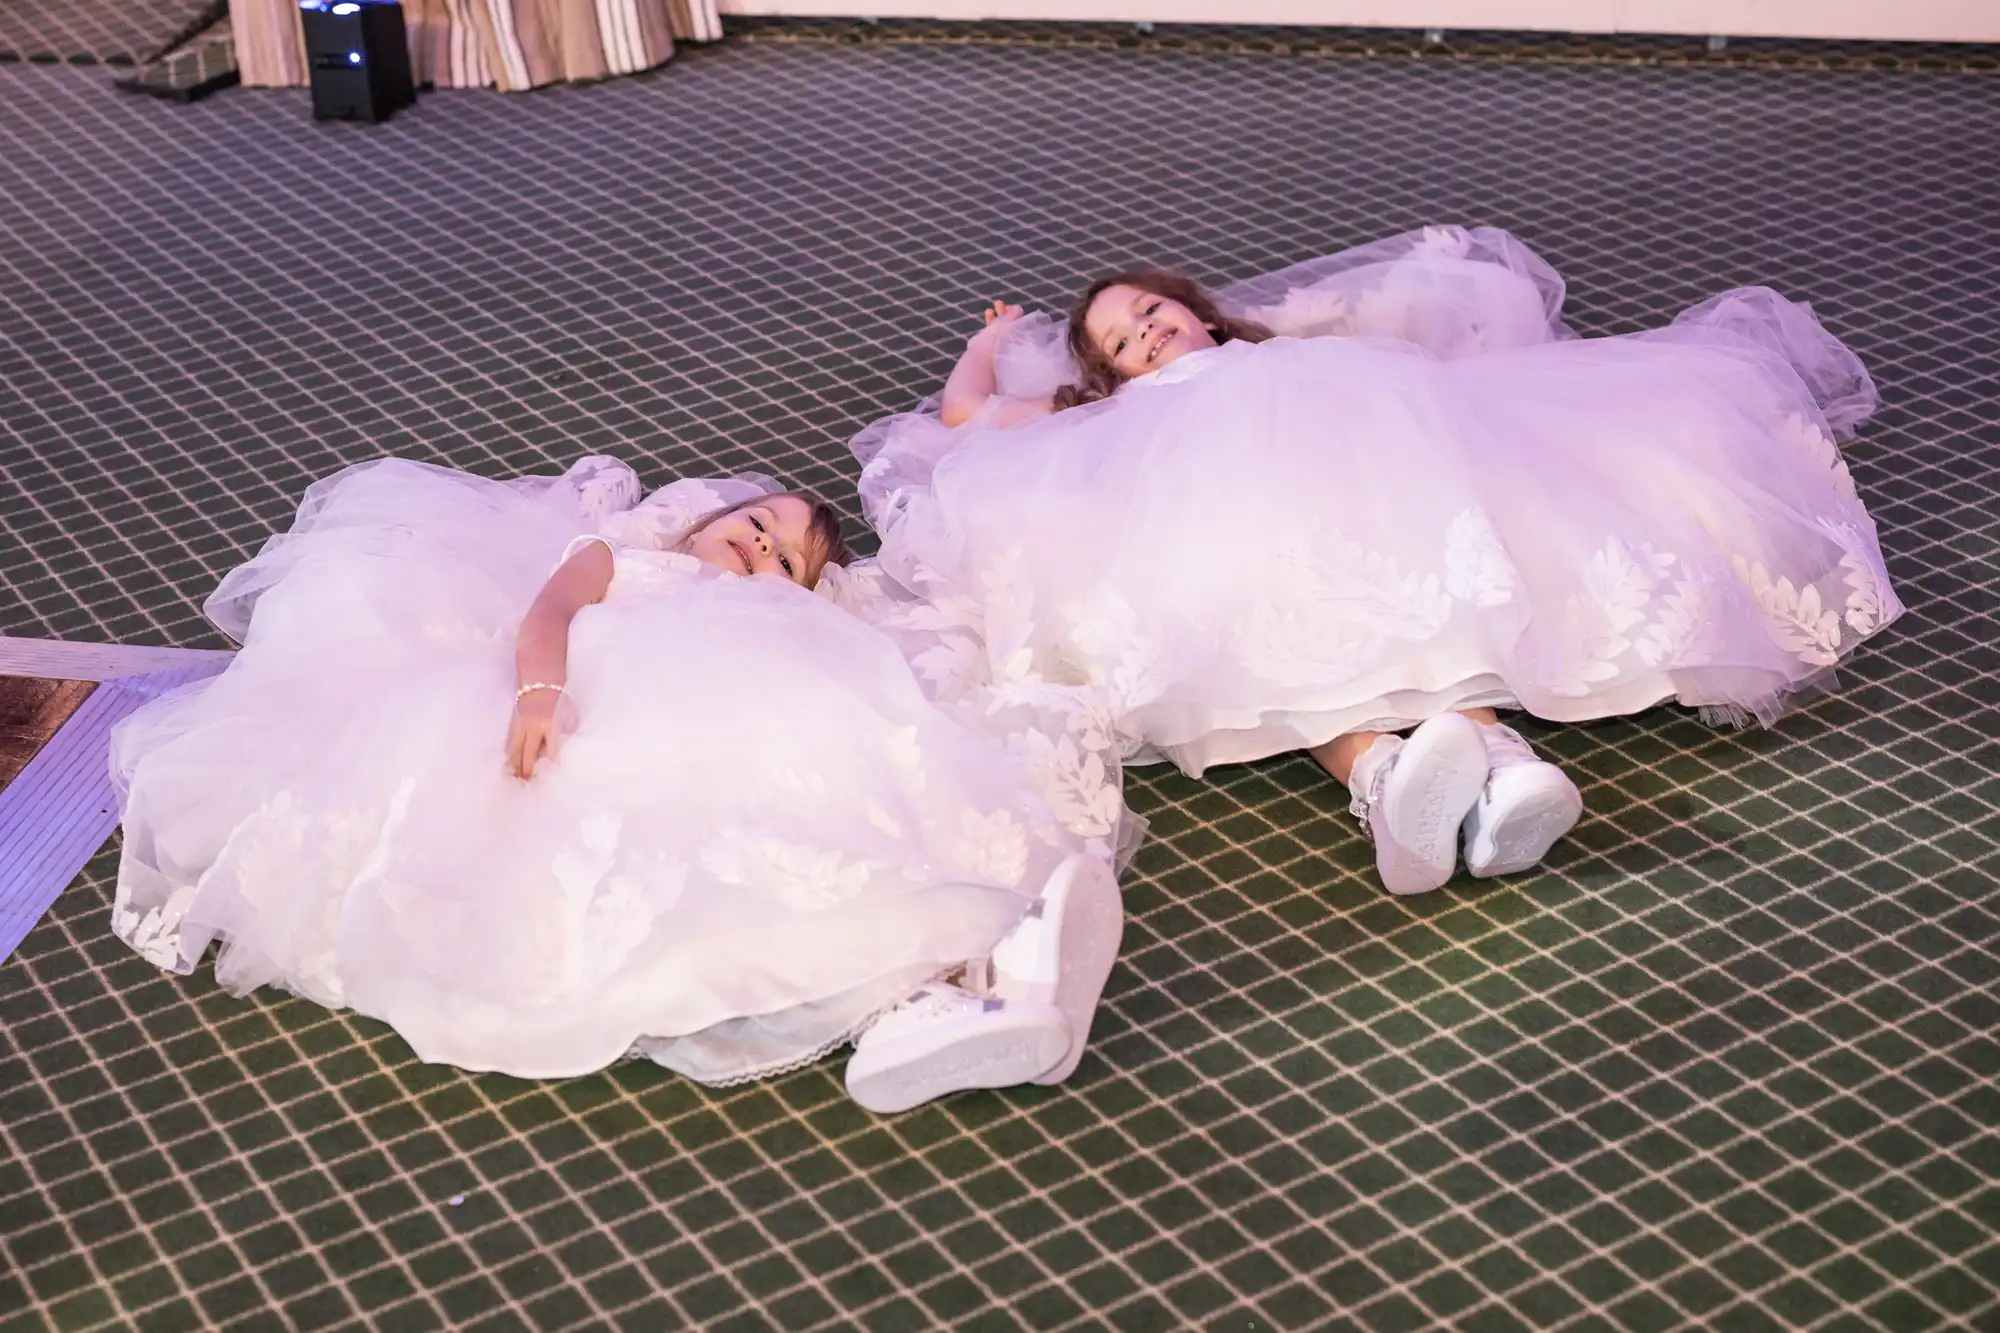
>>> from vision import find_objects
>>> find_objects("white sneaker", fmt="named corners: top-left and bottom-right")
top-left (845, 984), bottom-right (1070, 1115)
top-left (1347, 714), bottom-right (1490, 896)
top-left (1461, 724), bottom-right (1583, 879)
top-left (986, 855), bottom-right (1124, 1087)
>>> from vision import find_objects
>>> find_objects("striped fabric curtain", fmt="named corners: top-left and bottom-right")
top-left (234, 0), bottom-right (720, 91)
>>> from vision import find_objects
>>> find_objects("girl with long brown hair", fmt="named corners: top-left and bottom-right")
top-left (853, 225), bottom-right (1900, 898)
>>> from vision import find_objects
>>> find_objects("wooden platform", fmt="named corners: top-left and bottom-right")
top-left (0, 641), bottom-right (236, 961)
top-left (0, 675), bottom-right (97, 794)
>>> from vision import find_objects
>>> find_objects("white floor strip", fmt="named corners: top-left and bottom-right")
top-left (0, 636), bottom-right (235, 682)
top-left (0, 660), bottom-right (230, 961)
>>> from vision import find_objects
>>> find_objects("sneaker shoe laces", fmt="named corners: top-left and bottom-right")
top-left (865, 984), bottom-right (996, 1043)
top-left (1479, 723), bottom-right (1540, 771)
top-left (1345, 735), bottom-right (1404, 837)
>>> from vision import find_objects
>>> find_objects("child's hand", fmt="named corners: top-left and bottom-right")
top-left (968, 300), bottom-right (1025, 347)
top-left (506, 689), bottom-right (575, 779)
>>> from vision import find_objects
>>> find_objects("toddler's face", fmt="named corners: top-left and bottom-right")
top-left (686, 495), bottom-right (817, 585)
top-left (1083, 284), bottom-right (1218, 380)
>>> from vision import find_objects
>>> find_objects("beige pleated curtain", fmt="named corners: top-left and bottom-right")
top-left (235, 0), bottom-right (721, 92)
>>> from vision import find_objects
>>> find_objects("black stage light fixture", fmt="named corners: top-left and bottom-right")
top-left (298, 0), bottom-right (416, 123)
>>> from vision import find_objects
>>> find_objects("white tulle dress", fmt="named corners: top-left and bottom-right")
top-left (855, 226), bottom-right (1904, 775)
top-left (110, 457), bottom-right (1130, 1084)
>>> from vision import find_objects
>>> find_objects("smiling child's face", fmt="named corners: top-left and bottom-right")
top-left (683, 495), bottom-right (817, 585)
top-left (1082, 283), bottom-right (1219, 380)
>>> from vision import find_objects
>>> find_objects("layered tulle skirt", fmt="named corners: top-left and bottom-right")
top-left (112, 459), bottom-right (1127, 1083)
top-left (858, 242), bottom-right (1902, 775)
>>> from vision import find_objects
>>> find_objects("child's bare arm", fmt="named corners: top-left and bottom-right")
top-left (508, 540), bottom-right (614, 778)
top-left (939, 301), bottom-right (1051, 428)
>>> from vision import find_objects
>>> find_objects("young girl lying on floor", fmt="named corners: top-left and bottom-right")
top-left (853, 225), bottom-right (1901, 896)
top-left (111, 455), bottom-right (1132, 1114)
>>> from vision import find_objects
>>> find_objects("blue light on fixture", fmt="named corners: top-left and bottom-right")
top-left (348, 51), bottom-right (362, 63)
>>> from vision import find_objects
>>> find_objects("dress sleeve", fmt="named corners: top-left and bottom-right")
top-left (556, 530), bottom-right (708, 593)
top-left (560, 533), bottom-right (617, 567)
top-left (558, 456), bottom-right (644, 521)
